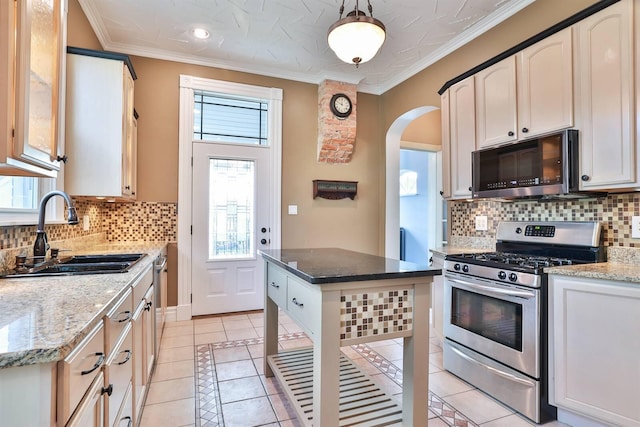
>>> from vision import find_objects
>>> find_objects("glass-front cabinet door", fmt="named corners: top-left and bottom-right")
top-left (0, 0), bottom-right (66, 176)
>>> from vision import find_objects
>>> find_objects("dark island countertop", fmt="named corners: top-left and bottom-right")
top-left (259, 248), bottom-right (441, 284)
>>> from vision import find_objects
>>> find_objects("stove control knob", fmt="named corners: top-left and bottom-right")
top-left (498, 271), bottom-right (507, 280)
top-left (509, 273), bottom-right (518, 282)
top-left (462, 265), bottom-right (469, 273)
top-left (454, 263), bottom-right (461, 271)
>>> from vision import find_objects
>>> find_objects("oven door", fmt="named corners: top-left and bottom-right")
top-left (444, 271), bottom-right (540, 378)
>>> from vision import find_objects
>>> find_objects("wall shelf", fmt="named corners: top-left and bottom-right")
top-left (312, 180), bottom-right (358, 200)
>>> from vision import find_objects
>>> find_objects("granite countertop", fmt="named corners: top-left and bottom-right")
top-left (546, 262), bottom-right (640, 284)
top-left (0, 243), bottom-right (166, 369)
top-left (430, 246), bottom-right (494, 257)
top-left (259, 248), bottom-right (441, 284)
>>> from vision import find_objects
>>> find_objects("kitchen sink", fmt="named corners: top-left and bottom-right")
top-left (1, 253), bottom-right (146, 278)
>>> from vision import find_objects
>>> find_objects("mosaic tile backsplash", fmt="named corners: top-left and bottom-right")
top-left (0, 200), bottom-right (177, 251)
top-left (449, 192), bottom-right (640, 247)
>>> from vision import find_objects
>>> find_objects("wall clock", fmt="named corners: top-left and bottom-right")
top-left (329, 93), bottom-right (352, 119)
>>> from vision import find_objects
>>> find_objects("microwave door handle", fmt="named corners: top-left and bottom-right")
top-left (448, 344), bottom-right (535, 388)
top-left (447, 277), bottom-right (536, 300)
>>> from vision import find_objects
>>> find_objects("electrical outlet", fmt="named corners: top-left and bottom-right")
top-left (632, 216), bottom-right (640, 239)
top-left (83, 215), bottom-right (90, 231)
top-left (475, 215), bottom-right (488, 231)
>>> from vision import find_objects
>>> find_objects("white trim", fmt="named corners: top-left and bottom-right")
top-left (385, 106), bottom-right (439, 259)
top-left (177, 75), bottom-right (283, 321)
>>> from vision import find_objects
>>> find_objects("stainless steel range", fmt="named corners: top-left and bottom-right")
top-left (443, 221), bottom-right (605, 424)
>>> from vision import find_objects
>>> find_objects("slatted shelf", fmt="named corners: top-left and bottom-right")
top-left (267, 348), bottom-right (403, 426)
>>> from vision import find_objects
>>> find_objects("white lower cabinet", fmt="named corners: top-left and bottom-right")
top-left (549, 275), bottom-right (640, 427)
top-left (429, 253), bottom-right (445, 342)
top-left (104, 323), bottom-right (133, 427)
top-left (66, 372), bottom-right (105, 427)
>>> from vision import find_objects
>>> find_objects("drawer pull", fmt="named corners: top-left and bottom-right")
top-left (144, 301), bottom-right (153, 311)
top-left (116, 349), bottom-right (133, 365)
top-left (101, 384), bottom-right (113, 396)
top-left (81, 352), bottom-right (105, 375)
top-left (270, 282), bottom-right (280, 289)
top-left (292, 297), bottom-right (304, 308)
top-left (119, 416), bottom-right (133, 427)
top-left (113, 310), bottom-right (132, 323)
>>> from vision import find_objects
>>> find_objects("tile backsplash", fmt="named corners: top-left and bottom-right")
top-left (450, 192), bottom-right (640, 247)
top-left (0, 200), bottom-right (177, 251)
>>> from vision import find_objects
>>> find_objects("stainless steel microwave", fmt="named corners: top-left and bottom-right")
top-left (472, 129), bottom-right (579, 199)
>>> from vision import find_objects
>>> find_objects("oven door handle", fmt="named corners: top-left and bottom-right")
top-left (448, 344), bottom-right (535, 388)
top-left (447, 277), bottom-right (536, 299)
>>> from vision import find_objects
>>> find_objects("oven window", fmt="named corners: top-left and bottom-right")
top-left (451, 288), bottom-right (523, 351)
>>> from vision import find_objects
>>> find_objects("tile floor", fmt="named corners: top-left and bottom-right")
top-left (140, 311), bottom-right (570, 427)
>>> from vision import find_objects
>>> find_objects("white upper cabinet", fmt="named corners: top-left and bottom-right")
top-left (0, 0), bottom-right (67, 177)
top-left (65, 49), bottom-right (137, 201)
top-left (442, 76), bottom-right (475, 200)
top-left (517, 27), bottom-right (574, 138)
top-left (475, 28), bottom-right (573, 149)
top-left (475, 56), bottom-right (518, 148)
top-left (575, 0), bottom-right (637, 191)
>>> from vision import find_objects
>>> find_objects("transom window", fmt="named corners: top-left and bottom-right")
top-left (193, 92), bottom-right (268, 145)
top-left (0, 177), bottom-right (38, 210)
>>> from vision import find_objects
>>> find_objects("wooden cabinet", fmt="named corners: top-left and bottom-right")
top-left (517, 28), bottom-right (573, 138)
top-left (574, 0), bottom-right (637, 191)
top-left (441, 76), bottom-right (475, 199)
top-left (549, 274), bottom-right (640, 427)
top-left (475, 56), bottom-right (518, 148)
top-left (65, 47), bottom-right (138, 201)
top-left (66, 372), bottom-right (105, 427)
top-left (0, 0), bottom-right (66, 176)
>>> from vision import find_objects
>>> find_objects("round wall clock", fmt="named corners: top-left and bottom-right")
top-left (329, 93), bottom-right (352, 119)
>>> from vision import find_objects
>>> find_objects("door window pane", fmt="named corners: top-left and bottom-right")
top-left (194, 92), bottom-right (268, 145)
top-left (208, 159), bottom-right (255, 259)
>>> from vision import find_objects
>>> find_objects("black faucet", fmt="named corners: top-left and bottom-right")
top-left (33, 190), bottom-right (79, 259)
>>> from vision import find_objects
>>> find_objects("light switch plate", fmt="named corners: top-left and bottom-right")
top-left (288, 205), bottom-right (298, 215)
top-left (632, 216), bottom-right (640, 239)
top-left (475, 215), bottom-right (488, 231)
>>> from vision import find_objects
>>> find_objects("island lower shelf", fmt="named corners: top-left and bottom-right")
top-left (267, 347), bottom-right (403, 426)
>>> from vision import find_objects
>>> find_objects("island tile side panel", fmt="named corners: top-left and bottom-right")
top-left (339, 289), bottom-right (413, 340)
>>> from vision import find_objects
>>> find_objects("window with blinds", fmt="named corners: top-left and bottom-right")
top-left (193, 91), bottom-right (268, 145)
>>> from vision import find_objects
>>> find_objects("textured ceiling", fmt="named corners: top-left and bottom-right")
top-left (77, 0), bottom-right (535, 94)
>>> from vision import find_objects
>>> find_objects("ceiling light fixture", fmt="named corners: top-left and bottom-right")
top-left (327, 0), bottom-right (386, 68)
top-left (192, 28), bottom-right (210, 40)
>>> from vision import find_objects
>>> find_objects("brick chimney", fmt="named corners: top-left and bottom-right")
top-left (317, 80), bottom-right (357, 164)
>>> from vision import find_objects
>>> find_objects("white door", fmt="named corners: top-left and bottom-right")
top-left (191, 141), bottom-right (271, 315)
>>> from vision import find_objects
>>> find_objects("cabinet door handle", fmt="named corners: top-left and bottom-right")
top-left (292, 297), bottom-right (304, 308)
top-left (116, 349), bottom-right (133, 365)
top-left (521, 127), bottom-right (529, 133)
top-left (144, 301), bottom-right (152, 311)
top-left (81, 352), bottom-right (105, 375)
top-left (113, 310), bottom-right (132, 323)
top-left (270, 282), bottom-right (280, 289)
top-left (101, 384), bottom-right (113, 396)
top-left (119, 416), bottom-right (133, 427)
top-left (508, 131), bottom-right (514, 137)
top-left (56, 154), bottom-right (68, 163)
top-left (581, 175), bottom-right (590, 181)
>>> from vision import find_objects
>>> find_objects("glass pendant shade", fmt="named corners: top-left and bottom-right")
top-left (328, 14), bottom-right (386, 66)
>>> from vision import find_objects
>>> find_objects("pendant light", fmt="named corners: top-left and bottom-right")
top-left (327, 0), bottom-right (386, 67)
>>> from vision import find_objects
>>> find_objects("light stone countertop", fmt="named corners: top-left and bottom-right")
top-left (546, 262), bottom-right (640, 284)
top-left (0, 243), bottom-right (165, 369)
top-left (430, 246), bottom-right (494, 257)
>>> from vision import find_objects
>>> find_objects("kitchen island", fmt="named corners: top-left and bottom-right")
top-left (259, 248), bottom-right (441, 426)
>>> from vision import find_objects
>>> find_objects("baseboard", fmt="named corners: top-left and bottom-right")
top-left (164, 306), bottom-right (178, 323)
top-left (176, 304), bottom-right (192, 321)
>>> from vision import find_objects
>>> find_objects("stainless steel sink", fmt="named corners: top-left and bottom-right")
top-left (1, 253), bottom-right (146, 278)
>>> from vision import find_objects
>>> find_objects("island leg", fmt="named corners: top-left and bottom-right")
top-left (402, 281), bottom-right (431, 426)
top-left (313, 290), bottom-right (341, 426)
top-left (264, 291), bottom-right (279, 377)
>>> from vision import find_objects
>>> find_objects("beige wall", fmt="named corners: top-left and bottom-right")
top-left (67, 0), bottom-right (603, 256)
top-left (401, 110), bottom-right (441, 146)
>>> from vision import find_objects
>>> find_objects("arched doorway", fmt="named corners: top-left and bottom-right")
top-left (385, 106), bottom-right (442, 260)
